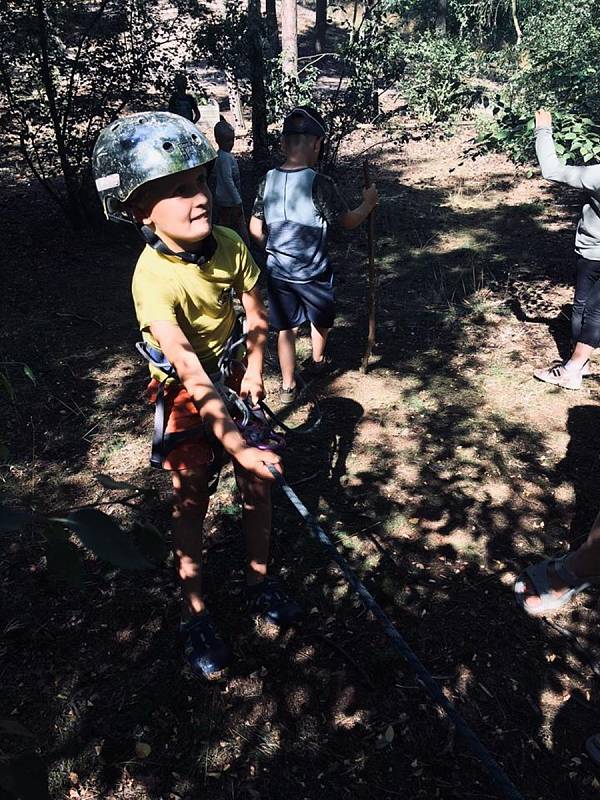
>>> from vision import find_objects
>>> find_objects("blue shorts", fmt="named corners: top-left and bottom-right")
top-left (267, 271), bottom-right (336, 331)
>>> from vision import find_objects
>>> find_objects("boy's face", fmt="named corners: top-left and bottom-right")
top-left (135, 165), bottom-right (212, 251)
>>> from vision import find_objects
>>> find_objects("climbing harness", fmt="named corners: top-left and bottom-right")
top-left (136, 317), bottom-right (319, 479)
top-left (267, 464), bottom-right (525, 800)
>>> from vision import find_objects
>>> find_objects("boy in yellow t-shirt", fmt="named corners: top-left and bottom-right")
top-left (92, 112), bottom-right (302, 680)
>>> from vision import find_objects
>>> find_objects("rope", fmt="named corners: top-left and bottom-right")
top-left (267, 465), bottom-right (526, 800)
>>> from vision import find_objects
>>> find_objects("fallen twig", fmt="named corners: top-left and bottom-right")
top-left (311, 630), bottom-right (375, 690)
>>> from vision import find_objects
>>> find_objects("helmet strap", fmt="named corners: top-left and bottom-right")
top-left (137, 225), bottom-right (217, 266)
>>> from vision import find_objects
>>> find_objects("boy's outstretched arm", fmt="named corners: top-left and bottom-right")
top-left (249, 215), bottom-right (267, 247)
top-left (150, 320), bottom-right (280, 479)
top-left (535, 108), bottom-right (600, 191)
top-left (238, 286), bottom-right (268, 403)
top-left (339, 185), bottom-right (379, 229)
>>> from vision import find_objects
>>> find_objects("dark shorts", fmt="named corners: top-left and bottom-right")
top-left (267, 271), bottom-right (336, 331)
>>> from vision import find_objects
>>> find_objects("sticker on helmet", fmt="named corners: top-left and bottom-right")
top-left (96, 173), bottom-right (121, 191)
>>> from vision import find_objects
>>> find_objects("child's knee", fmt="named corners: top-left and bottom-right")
top-left (240, 475), bottom-right (271, 509)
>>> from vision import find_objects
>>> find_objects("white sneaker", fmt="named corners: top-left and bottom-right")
top-left (533, 363), bottom-right (583, 390)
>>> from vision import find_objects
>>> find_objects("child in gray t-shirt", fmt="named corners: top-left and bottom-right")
top-left (533, 108), bottom-right (600, 390)
top-left (213, 120), bottom-right (249, 245)
top-left (249, 106), bottom-right (378, 404)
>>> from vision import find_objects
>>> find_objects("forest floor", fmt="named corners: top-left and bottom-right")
top-left (3, 54), bottom-right (600, 800)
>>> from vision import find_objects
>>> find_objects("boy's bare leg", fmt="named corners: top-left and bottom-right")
top-left (310, 324), bottom-right (330, 363)
top-left (524, 509), bottom-right (600, 611)
top-left (278, 328), bottom-right (298, 388)
top-left (234, 465), bottom-right (271, 586)
top-left (566, 341), bottom-right (593, 369)
top-left (171, 468), bottom-right (210, 617)
top-left (570, 509), bottom-right (600, 576)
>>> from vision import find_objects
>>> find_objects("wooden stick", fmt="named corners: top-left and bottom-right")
top-left (360, 159), bottom-right (377, 374)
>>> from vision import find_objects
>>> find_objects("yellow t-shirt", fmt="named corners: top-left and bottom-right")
top-left (132, 225), bottom-right (260, 380)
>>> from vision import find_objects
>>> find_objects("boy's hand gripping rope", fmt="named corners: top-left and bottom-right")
top-left (267, 464), bottom-right (526, 800)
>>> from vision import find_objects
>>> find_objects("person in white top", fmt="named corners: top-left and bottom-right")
top-left (213, 120), bottom-right (250, 245)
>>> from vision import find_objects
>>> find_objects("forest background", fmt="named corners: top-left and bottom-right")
top-left (2, 1), bottom-right (600, 799)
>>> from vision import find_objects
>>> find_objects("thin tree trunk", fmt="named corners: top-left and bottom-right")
top-left (360, 160), bottom-right (377, 374)
top-left (435, 0), bottom-right (447, 36)
top-left (225, 68), bottom-right (246, 132)
top-left (265, 0), bottom-right (280, 54)
top-left (35, 0), bottom-right (84, 226)
top-left (247, 0), bottom-right (269, 162)
top-left (281, 0), bottom-right (297, 81)
top-left (315, 0), bottom-right (327, 54)
top-left (510, 0), bottom-right (522, 45)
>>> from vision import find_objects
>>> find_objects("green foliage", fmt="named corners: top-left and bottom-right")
top-left (0, 0), bottom-right (202, 225)
top-left (476, 0), bottom-right (600, 164)
top-left (321, 3), bottom-right (407, 167)
top-left (477, 100), bottom-right (600, 164)
top-left (401, 31), bottom-right (480, 123)
top-left (264, 58), bottom-right (319, 127)
top-left (51, 509), bottom-right (152, 570)
top-left (505, 1), bottom-right (600, 115)
top-left (194, 0), bottom-right (248, 73)
top-left (0, 475), bottom-right (166, 581)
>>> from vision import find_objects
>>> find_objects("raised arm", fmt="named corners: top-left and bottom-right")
top-left (535, 109), bottom-right (600, 191)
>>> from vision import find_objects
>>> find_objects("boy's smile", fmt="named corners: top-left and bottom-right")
top-left (138, 165), bottom-right (213, 252)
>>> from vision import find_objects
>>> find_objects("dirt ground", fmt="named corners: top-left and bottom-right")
top-left (2, 79), bottom-right (600, 800)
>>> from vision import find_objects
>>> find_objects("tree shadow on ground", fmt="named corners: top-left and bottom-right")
top-left (1, 148), bottom-right (599, 800)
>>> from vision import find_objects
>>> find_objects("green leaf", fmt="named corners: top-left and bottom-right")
top-left (584, 152), bottom-right (594, 162)
top-left (131, 522), bottom-right (168, 564)
top-left (22, 365), bottom-right (36, 386)
top-left (0, 718), bottom-right (36, 738)
top-left (554, 142), bottom-right (566, 154)
top-left (51, 509), bottom-right (152, 570)
top-left (95, 474), bottom-right (141, 492)
top-left (0, 507), bottom-right (33, 533)
top-left (0, 372), bottom-right (14, 401)
top-left (0, 754), bottom-right (50, 800)
top-left (44, 524), bottom-right (85, 587)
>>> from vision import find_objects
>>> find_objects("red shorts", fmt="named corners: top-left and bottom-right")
top-left (147, 369), bottom-right (242, 473)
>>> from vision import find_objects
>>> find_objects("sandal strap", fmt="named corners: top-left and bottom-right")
top-left (553, 554), bottom-right (582, 588)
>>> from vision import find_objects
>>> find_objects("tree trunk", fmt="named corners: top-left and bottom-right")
top-left (510, 0), bottom-right (522, 45)
top-left (435, 0), bottom-right (447, 36)
top-left (281, 0), bottom-right (297, 81)
top-left (225, 68), bottom-right (246, 132)
top-left (315, 0), bottom-right (327, 54)
top-left (35, 0), bottom-right (85, 227)
top-left (265, 0), bottom-right (280, 54)
top-left (247, 0), bottom-right (269, 162)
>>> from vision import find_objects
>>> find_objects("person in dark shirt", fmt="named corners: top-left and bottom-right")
top-left (168, 73), bottom-right (200, 123)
